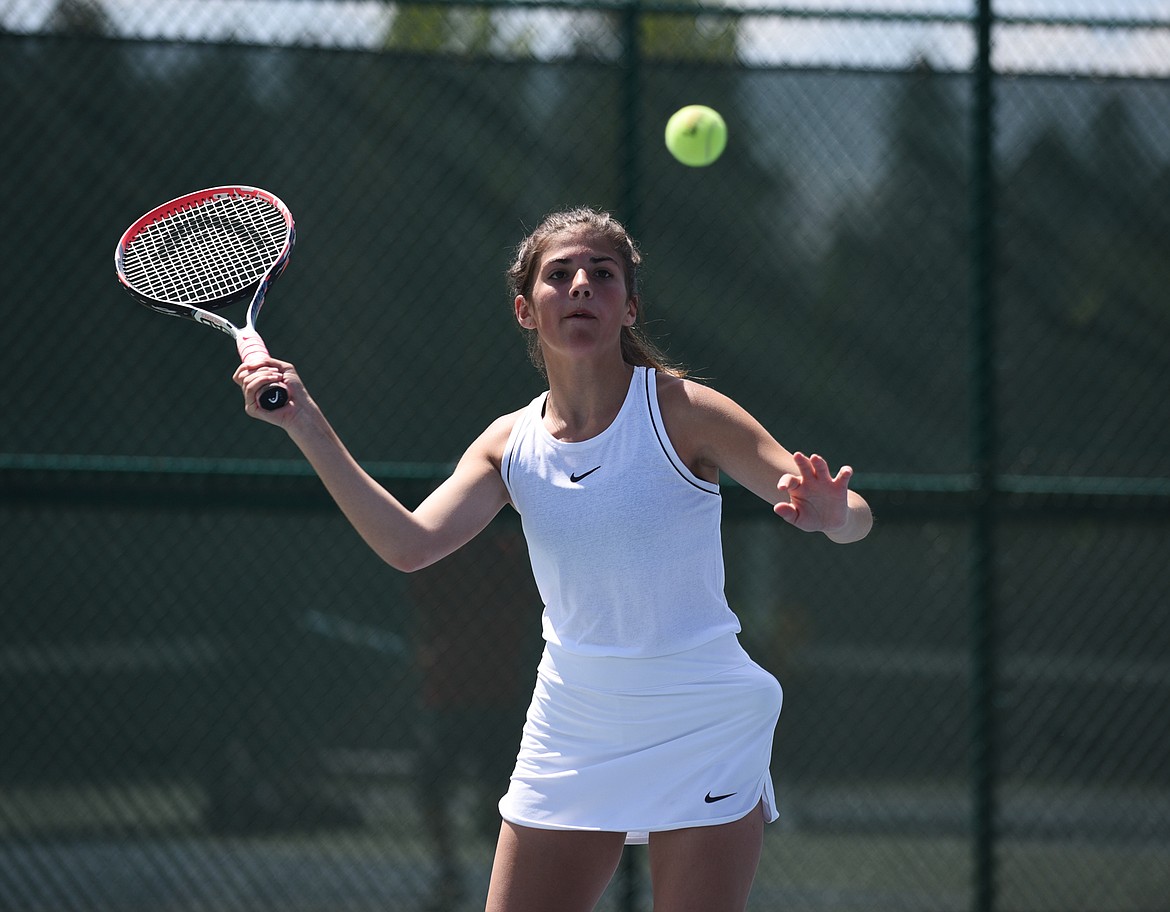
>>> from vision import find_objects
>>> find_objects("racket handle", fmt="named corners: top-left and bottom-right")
top-left (237, 329), bottom-right (288, 411)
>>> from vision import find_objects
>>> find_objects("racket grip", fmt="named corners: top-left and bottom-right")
top-left (237, 329), bottom-right (288, 411)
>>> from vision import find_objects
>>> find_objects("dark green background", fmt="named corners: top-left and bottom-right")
top-left (2, 6), bottom-right (1168, 911)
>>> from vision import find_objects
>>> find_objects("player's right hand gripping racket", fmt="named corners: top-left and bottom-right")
top-left (114, 185), bottom-right (295, 410)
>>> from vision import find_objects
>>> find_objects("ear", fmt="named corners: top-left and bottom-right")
top-left (623, 295), bottom-right (639, 327)
top-left (515, 294), bottom-right (537, 330)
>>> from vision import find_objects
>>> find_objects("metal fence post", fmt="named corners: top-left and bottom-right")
top-left (619, 4), bottom-right (644, 908)
top-left (619, 0), bottom-right (643, 235)
top-left (969, 1), bottom-right (998, 910)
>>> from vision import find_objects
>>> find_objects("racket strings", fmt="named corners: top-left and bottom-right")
top-left (122, 193), bottom-right (289, 307)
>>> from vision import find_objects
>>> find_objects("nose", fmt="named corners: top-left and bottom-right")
top-left (569, 268), bottom-right (592, 298)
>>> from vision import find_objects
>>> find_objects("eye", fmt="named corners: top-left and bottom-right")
top-left (594, 268), bottom-right (614, 279)
top-left (546, 268), bottom-right (568, 281)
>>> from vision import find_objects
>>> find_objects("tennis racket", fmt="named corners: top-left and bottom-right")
top-left (114, 185), bottom-right (295, 410)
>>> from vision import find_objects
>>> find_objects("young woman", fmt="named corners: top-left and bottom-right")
top-left (235, 207), bottom-right (872, 912)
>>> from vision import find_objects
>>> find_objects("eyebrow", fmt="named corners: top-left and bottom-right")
top-left (547, 255), bottom-right (617, 266)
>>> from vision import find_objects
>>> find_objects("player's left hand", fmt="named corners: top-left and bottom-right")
top-left (773, 452), bottom-right (853, 534)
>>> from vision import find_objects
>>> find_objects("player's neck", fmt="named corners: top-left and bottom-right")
top-left (543, 359), bottom-right (634, 442)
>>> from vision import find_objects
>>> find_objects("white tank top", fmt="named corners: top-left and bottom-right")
top-left (501, 366), bottom-right (741, 657)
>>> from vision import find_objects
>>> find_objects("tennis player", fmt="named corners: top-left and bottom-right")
top-left (235, 207), bottom-right (872, 912)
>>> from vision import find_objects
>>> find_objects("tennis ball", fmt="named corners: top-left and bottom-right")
top-left (664, 105), bottom-right (727, 167)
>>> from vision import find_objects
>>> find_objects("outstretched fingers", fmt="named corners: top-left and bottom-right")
top-left (832, 462), bottom-right (854, 486)
top-left (773, 452), bottom-right (854, 532)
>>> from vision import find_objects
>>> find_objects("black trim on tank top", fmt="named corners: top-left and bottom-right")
top-left (644, 368), bottom-right (720, 496)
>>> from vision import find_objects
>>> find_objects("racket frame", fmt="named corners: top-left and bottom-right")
top-left (114, 186), bottom-right (296, 410)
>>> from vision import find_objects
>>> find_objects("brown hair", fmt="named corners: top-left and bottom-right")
top-left (506, 207), bottom-right (685, 378)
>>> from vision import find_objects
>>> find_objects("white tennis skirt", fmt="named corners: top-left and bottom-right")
top-left (498, 633), bottom-right (783, 845)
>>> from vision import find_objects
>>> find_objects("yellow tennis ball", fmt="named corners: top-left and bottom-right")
top-left (664, 105), bottom-right (727, 167)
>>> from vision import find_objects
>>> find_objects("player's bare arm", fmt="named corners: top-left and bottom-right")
top-left (656, 375), bottom-right (872, 543)
top-left (238, 357), bottom-right (516, 571)
top-left (291, 408), bottom-right (514, 571)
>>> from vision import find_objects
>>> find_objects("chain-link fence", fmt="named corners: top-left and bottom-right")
top-left (2, 1), bottom-right (1168, 910)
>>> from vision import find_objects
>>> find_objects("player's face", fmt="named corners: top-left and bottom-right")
top-left (516, 231), bottom-right (637, 360)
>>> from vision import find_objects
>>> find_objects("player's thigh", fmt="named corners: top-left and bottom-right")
top-left (486, 821), bottom-right (627, 912)
top-left (647, 802), bottom-right (765, 912)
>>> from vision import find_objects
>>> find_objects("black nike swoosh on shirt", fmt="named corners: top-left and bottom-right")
top-left (704, 791), bottom-right (737, 803)
top-left (569, 466), bottom-right (601, 483)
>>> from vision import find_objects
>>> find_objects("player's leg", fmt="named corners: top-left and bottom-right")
top-left (646, 801), bottom-right (766, 912)
top-left (485, 821), bottom-right (627, 912)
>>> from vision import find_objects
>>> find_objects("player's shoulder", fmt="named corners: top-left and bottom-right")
top-left (653, 371), bottom-right (766, 467)
top-left (652, 372), bottom-right (744, 475)
top-left (467, 405), bottom-right (529, 467)
top-left (653, 371), bottom-right (737, 424)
